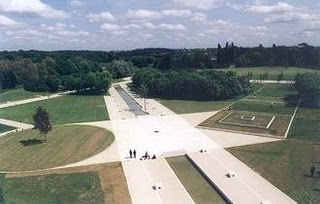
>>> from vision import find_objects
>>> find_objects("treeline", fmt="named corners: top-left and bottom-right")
top-left (295, 73), bottom-right (320, 108)
top-left (0, 57), bottom-right (112, 93)
top-left (132, 68), bottom-right (250, 100)
top-left (1, 43), bottom-right (320, 72)
top-left (1, 43), bottom-right (320, 94)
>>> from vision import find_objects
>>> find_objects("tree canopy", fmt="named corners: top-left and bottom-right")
top-left (33, 106), bottom-right (52, 143)
top-left (295, 73), bottom-right (320, 107)
top-left (132, 68), bottom-right (250, 100)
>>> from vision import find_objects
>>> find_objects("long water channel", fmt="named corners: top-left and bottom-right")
top-left (114, 85), bottom-right (149, 116)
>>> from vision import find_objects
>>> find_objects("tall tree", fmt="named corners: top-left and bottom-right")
top-left (33, 106), bottom-right (52, 143)
top-left (295, 73), bottom-right (320, 107)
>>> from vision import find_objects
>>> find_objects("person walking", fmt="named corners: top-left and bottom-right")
top-left (129, 149), bottom-right (132, 158)
top-left (133, 149), bottom-right (136, 158)
top-left (310, 164), bottom-right (315, 177)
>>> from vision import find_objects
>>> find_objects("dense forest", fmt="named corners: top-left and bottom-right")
top-left (132, 68), bottom-right (250, 100)
top-left (0, 43), bottom-right (319, 96)
top-left (295, 73), bottom-right (320, 108)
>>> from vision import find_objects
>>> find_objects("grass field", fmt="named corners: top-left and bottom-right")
top-left (167, 156), bottom-right (226, 204)
top-left (0, 125), bottom-right (114, 171)
top-left (159, 99), bottom-right (236, 114)
top-left (3, 162), bottom-right (132, 204)
top-left (219, 112), bottom-right (274, 128)
top-left (0, 124), bottom-right (15, 133)
top-left (217, 67), bottom-right (320, 80)
top-left (0, 95), bottom-right (109, 124)
top-left (200, 110), bottom-right (290, 136)
top-left (0, 88), bottom-right (47, 103)
top-left (232, 99), bottom-right (295, 114)
top-left (228, 140), bottom-right (320, 204)
top-left (250, 84), bottom-right (297, 102)
top-left (289, 107), bottom-right (320, 142)
top-left (0, 172), bottom-right (104, 204)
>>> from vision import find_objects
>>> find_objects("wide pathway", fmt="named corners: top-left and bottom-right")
top-left (122, 158), bottom-right (194, 204)
top-left (188, 150), bottom-right (296, 204)
top-left (0, 91), bottom-right (74, 109)
top-left (108, 83), bottom-right (296, 204)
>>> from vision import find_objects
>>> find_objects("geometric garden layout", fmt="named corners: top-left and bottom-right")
top-left (0, 81), bottom-right (299, 204)
top-left (219, 111), bottom-right (275, 129)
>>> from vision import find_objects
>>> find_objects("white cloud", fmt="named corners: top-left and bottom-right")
top-left (245, 2), bottom-right (293, 14)
top-left (245, 2), bottom-right (318, 23)
top-left (100, 23), bottom-right (122, 32)
top-left (265, 12), bottom-right (317, 23)
top-left (40, 23), bottom-right (75, 31)
top-left (0, 14), bottom-right (20, 27)
top-left (126, 9), bottom-right (162, 20)
top-left (87, 12), bottom-right (116, 22)
top-left (143, 22), bottom-right (156, 29)
top-left (158, 23), bottom-right (187, 32)
top-left (173, 0), bottom-right (224, 10)
top-left (70, 0), bottom-right (85, 7)
top-left (0, 0), bottom-right (69, 18)
top-left (161, 9), bottom-right (192, 17)
top-left (123, 24), bottom-right (141, 29)
top-left (190, 12), bottom-right (208, 23)
top-left (56, 30), bottom-right (90, 37)
top-left (6, 29), bottom-right (44, 39)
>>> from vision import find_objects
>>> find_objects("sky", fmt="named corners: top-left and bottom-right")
top-left (0, 0), bottom-right (320, 51)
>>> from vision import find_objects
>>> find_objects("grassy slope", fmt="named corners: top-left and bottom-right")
top-left (167, 156), bottom-right (226, 204)
top-left (0, 95), bottom-right (109, 124)
top-left (228, 140), bottom-right (320, 203)
top-left (217, 67), bottom-right (320, 80)
top-left (0, 125), bottom-right (114, 171)
top-left (0, 124), bottom-right (15, 133)
top-left (0, 89), bottom-right (46, 103)
top-left (0, 172), bottom-right (104, 204)
top-left (288, 108), bottom-right (320, 142)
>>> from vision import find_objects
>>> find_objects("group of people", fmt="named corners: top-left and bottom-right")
top-left (129, 149), bottom-right (137, 158)
top-left (310, 164), bottom-right (320, 178)
top-left (128, 149), bottom-right (156, 160)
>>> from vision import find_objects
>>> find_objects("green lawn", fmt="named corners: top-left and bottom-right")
top-left (0, 125), bottom-right (114, 171)
top-left (217, 67), bottom-right (320, 80)
top-left (288, 107), bottom-right (320, 142)
top-left (0, 124), bottom-right (15, 133)
top-left (159, 99), bottom-right (236, 114)
top-left (0, 172), bottom-right (104, 204)
top-left (228, 140), bottom-right (320, 204)
top-left (232, 100), bottom-right (294, 115)
top-left (0, 95), bottom-right (109, 124)
top-left (0, 89), bottom-right (47, 103)
top-left (256, 84), bottom-right (297, 98)
top-left (200, 110), bottom-right (290, 136)
top-left (167, 156), bottom-right (226, 204)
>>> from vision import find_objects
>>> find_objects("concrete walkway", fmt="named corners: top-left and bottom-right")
top-left (0, 82), bottom-right (297, 203)
top-left (199, 128), bottom-right (280, 148)
top-left (188, 150), bottom-right (296, 204)
top-left (122, 158), bottom-right (194, 204)
top-left (0, 91), bottom-right (74, 109)
top-left (108, 83), bottom-right (296, 204)
top-left (180, 111), bottom-right (218, 126)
